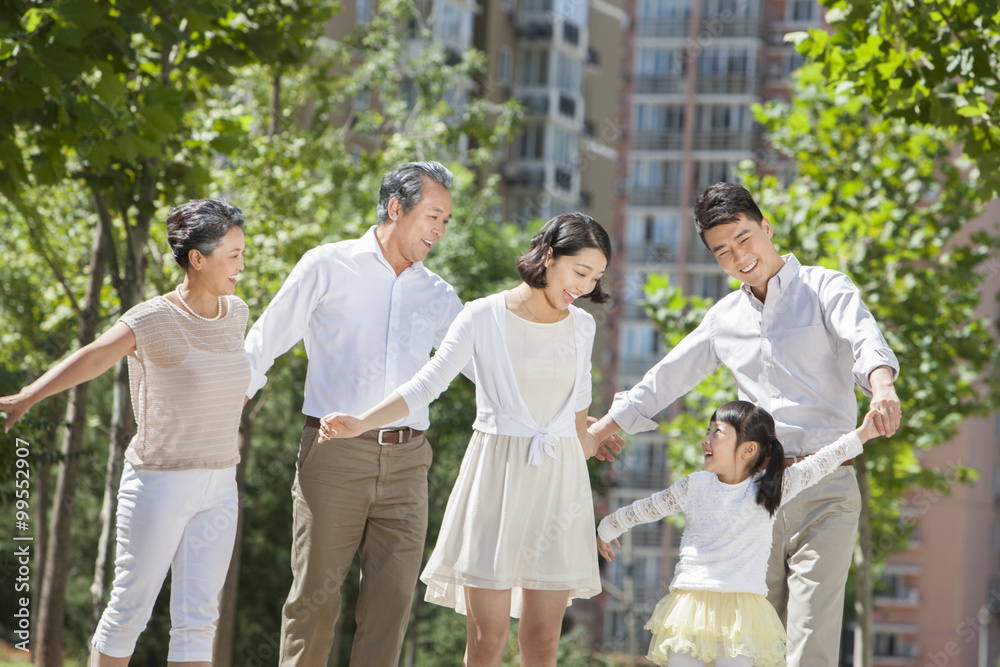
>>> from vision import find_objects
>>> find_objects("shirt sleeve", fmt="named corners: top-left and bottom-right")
top-left (597, 475), bottom-right (690, 542)
top-left (243, 249), bottom-right (326, 398)
top-left (574, 310), bottom-right (596, 412)
top-left (609, 311), bottom-right (723, 433)
top-left (820, 272), bottom-right (900, 395)
top-left (396, 305), bottom-right (476, 412)
top-left (436, 283), bottom-right (475, 383)
top-left (780, 432), bottom-right (863, 506)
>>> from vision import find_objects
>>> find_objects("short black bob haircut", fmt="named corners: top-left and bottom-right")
top-left (516, 212), bottom-right (612, 304)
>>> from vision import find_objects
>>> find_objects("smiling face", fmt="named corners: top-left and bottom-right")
top-left (385, 178), bottom-right (453, 267)
top-left (701, 213), bottom-right (784, 301)
top-left (541, 247), bottom-right (608, 311)
top-left (190, 225), bottom-right (245, 296)
top-left (701, 418), bottom-right (758, 484)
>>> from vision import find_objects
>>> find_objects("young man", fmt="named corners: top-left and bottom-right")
top-left (590, 182), bottom-right (901, 667)
top-left (244, 162), bottom-right (464, 666)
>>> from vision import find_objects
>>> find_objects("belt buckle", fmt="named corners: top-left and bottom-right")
top-left (377, 429), bottom-right (403, 446)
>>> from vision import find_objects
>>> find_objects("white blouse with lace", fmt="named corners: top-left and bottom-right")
top-left (598, 432), bottom-right (862, 595)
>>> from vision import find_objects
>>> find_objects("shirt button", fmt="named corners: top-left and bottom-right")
top-left (771, 392), bottom-right (779, 399)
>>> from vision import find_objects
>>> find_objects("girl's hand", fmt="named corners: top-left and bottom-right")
top-left (598, 537), bottom-right (620, 562)
top-left (318, 413), bottom-right (365, 442)
top-left (0, 392), bottom-right (34, 433)
top-left (856, 409), bottom-right (882, 445)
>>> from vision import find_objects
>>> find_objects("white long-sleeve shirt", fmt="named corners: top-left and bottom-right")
top-left (598, 432), bottom-right (863, 595)
top-left (397, 293), bottom-right (595, 466)
top-left (244, 226), bottom-right (464, 429)
top-left (611, 255), bottom-right (899, 456)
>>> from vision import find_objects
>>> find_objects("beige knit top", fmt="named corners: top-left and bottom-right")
top-left (118, 294), bottom-right (251, 470)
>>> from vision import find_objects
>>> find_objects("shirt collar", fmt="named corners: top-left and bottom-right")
top-left (351, 225), bottom-right (424, 273)
top-left (740, 253), bottom-right (800, 304)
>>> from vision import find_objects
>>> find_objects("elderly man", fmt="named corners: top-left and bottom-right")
top-left (245, 161), bottom-right (464, 666)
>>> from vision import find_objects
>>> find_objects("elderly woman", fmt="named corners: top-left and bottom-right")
top-left (1, 199), bottom-right (250, 666)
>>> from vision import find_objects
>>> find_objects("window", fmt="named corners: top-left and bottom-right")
top-left (635, 104), bottom-right (685, 132)
top-left (873, 633), bottom-right (898, 657)
top-left (552, 128), bottom-right (578, 166)
top-left (639, 0), bottom-right (692, 19)
top-left (554, 52), bottom-right (583, 93)
top-left (497, 47), bottom-right (511, 84)
top-left (356, 0), bottom-right (373, 23)
top-left (789, 0), bottom-right (817, 22)
top-left (636, 48), bottom-right (683, 76)
top-left (517, 125), bottom-right (545, 160)
top-left (697, 46), bottom-right (755, 76)
top-left (519, 49), bottom-right (549, 86)
top-left (434, 1), bottom-right (473, 51)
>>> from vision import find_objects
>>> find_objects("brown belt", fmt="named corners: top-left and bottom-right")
top-left (305, 416), bottom-right (423, 445)
top-left (784, 456), bottom-right (853, 469)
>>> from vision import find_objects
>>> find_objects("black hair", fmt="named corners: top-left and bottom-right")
top-left (377, 161), bottom-right (454, 224)
top-left (516, 212), bottom-right (613, 304)
top-left (710, 400), bottom-right (785, 517)
top-left (693, 182), bottom-right (765, 248)
top-left (167, 199), bottom-right (246, 270)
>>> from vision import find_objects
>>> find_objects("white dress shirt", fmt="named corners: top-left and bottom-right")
top-left (397, 293), bottom-right (595, 466)
top-left (611, 255), bottom-right (899, 455)
top-left (244, 226), bottom-right (464, 429)
top-left (598, 432), bottom-right (864, 595)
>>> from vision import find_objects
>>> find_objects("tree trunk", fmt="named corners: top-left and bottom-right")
top-left (30, 434), bottom-right (54, 653)
top-left (213, 395), bottom-right (262, 666)
top-left (89, 358), bottom-right (134, 629)
top-left (88, 183), bottom-right (150, 633)
top-left (34, 219), bottom-right (109, 667)
top-left (853, 455), bottom-right (873, 667)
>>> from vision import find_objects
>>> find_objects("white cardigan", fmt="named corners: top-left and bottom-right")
top-left (397, 293), bottom-right (596, 466)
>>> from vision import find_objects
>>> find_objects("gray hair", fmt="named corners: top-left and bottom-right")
top-left (167, 199), bottom-right (246, 269)
top-left (377, 161), bottom-right (454, 224)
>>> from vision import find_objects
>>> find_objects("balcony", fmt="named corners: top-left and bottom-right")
top-left (626, 242), bottom-right (679, 264)
top-left (620, 356), bottom-right (663, 377)
top-left (631, 131), bottom-right (755, 152)
top-left (615, 468), bottom-right (668, 490)
top-left (696, 74), bottom-right (759, 95)
top-left (516, 20), bottom-right (554, 41)
top-left (637, 17), bottom-right (764, 39)
top-left (875, 589), bottom-right (919, 606)
top-left (517, 93), bottom-right (550, 115)
top-left (635, 75), bottom-right (687, 95)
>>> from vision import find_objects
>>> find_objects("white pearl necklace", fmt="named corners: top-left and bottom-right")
top-left (176, 286), bottom-right (223, 322)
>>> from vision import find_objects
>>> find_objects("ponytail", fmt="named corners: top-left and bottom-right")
top-left (755, 434), bottom-right (785, 517)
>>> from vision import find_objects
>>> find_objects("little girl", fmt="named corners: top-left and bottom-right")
top-left (597, 400), bottom-right (880, 667)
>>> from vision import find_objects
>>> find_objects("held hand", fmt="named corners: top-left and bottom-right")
top-left (585, 416), bottom-right (625, 462)
top-left (0, 392), bottom-right (34, 433)
top-left (869, 382), bottom-right (901, 438)
top-left (318, 413), bottom-right (365, 443)
top-left (597, 537), bottom-right (620, 562)
top-left (856, 409), bottom-right (881, 445)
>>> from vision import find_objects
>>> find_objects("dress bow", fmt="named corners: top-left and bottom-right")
top-left (527, 429), bottom-right (560, 467)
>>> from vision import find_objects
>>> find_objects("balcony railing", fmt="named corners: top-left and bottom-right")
top-left (637, 16), bottom-right (764, 39)
top-left (634, 74), bottom-right (759, 96)
top-left (631, 131), bottom-right (755, 152)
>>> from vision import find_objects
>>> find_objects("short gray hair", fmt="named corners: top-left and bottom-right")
top-left (377, 161), bottom-right (454, 224)
top-left (167, 199), bottom-right (246, 269)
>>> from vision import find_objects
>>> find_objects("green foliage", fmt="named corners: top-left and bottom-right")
top-left (790, 0), bottom-right (1000, 197)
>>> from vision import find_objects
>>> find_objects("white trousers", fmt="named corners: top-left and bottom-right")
top-left (92, 462), bottom-right (238, 662)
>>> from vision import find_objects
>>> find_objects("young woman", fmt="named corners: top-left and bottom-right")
top-left (597, 401), bottom-right (881, 667)
top-left (319, 212), bottom-right (612, 666)
top-left (1, 199), bottom-right (249, 666)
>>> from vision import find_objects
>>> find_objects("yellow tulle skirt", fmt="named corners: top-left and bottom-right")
top-left (645, 590), bottom-right (787, 667)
